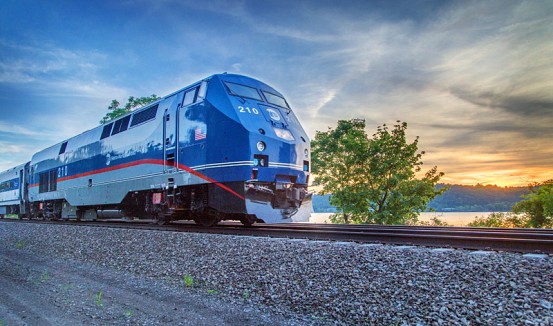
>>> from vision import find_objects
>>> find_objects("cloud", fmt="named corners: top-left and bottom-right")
top-left (0, 40), bottom-right (99, 82)
top-left (0, 39), bottom-right (130, 132)
top-left (0, 139), bottom-right (38, 171)
top-left (262, 0), bottom-right (553, 185)
top-left (231, 63), bottom-right (242, 72)
top-left (428, 2), bottom-right (553, 120)
top-left (0, 39), bottom-right (127, 98)
top-left (0, 121), bottom-right (45, 138)
top-left (450, 88), bottom-right (553, 122)
top-left (0, 141), bottom-right (23, 154)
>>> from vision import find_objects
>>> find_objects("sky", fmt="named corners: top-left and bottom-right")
top-left (0, 0), bottom-right (552, 186)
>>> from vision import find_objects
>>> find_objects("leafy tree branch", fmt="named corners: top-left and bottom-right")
top-left (99, 94), bottom-right (160, 124)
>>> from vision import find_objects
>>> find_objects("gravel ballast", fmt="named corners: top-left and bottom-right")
top-left (1, 221), bottom-right (553, 325)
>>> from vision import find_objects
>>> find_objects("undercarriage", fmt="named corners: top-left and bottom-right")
top-left (27, 180), bottom-right (311, 226)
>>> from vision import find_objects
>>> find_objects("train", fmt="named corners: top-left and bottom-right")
top-left (0, 74), bottom-right (312, 226)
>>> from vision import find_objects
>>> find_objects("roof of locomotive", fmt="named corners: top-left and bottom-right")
top-left (29, 73), bottom-right (286, 165)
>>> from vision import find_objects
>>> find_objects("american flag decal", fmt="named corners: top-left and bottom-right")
top-left (194, 127), bottom-right (206, 141)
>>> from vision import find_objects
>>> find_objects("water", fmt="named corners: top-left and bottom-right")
top-left (309, 212), bottom-right (499, 226)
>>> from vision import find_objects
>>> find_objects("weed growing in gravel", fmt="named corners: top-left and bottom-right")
top-left (311, 315), bottom-right (325, 322)
top-left (41, 269), bottom-right (49, 283)
top-left (95, 290), bottom-right (103, 307)
top-left (183, 275), bottom-right (194, 287)
top-left (15, 240), bottom-right (25, 249)
top-left (207, 289), bottom-right (219, 295)
top-left (0, 318), bottom-right (5, 326)
top-left (62, 284), bottom-right (74, 305)
top-left (125, 309), bottom-right (133, 318)
top-left (243, 290), bottom-right (250, 300)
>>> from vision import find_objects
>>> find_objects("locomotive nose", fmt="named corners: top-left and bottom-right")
top-left (244, 180), bottom-right (313, 223)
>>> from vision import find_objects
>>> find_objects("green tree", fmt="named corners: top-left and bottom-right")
top-left (311, 119), bottom-right (369, 223)
top-left (512, 179), bottom-right (553, 228)
top-left (99, 94), bottom-right (160, 124)
top-left (311, 119), bottom-right (445, 225)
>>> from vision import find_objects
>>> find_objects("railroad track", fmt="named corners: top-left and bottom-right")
top-left (2, 218), bottom-right (552, 254)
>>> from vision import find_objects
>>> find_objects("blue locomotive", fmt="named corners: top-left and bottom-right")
top-left (0, 74), bottom-right (312, 226)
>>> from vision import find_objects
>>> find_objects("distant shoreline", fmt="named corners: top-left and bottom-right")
top-left (310, 211), bottom-right (502, 226)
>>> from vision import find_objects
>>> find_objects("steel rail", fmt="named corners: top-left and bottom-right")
top-left (1, 218), bottom-right (552, 254)
top-left (276, 222), bottom-right (553, 234)
top-left (253, 223), bottom-right (553, 240)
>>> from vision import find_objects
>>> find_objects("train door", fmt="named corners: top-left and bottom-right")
top-left (18, 167), bottom-right (24, 215)
top-left (18, 163), bottom-right (29, 216)
top-left (178, 84), bottom-right (207, 171)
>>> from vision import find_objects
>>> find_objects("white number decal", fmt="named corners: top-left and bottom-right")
top-left (58, 166), bottom-right (68, 178)
top-left (238, 106), bottom-right (259, 114)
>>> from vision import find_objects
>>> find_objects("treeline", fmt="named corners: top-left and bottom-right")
top-left (313, 184), bottom-right (530, 213)
top-left (428, 184), bottom-right (529, 212)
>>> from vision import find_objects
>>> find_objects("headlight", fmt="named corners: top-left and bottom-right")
top-left (256, 141), bottom-right (266, 151)
top-left (273, 127), bottom-right (295, 141)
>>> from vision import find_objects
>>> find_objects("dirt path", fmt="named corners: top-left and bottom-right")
top-left (0, 248), bottom-right (298, 325)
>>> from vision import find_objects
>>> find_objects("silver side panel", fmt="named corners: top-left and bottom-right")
top-left (38, 167), bottom-right (207, 206)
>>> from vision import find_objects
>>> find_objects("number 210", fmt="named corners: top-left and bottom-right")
top-left (238, 106), bottom-right (259, 114)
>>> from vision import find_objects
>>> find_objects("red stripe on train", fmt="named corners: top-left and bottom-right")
top-left (28, 159), bottom-right (245, 200)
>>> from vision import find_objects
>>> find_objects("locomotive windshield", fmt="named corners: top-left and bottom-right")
top-left (224, 82), bottom-right (262, 101)
top-left (263, 91), bottom-right (290, 109)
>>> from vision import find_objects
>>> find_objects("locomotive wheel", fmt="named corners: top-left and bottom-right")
top-left (195, 209), bottom-right (220, 227)
top-left (157, 215), bottom-right (172, 225)
top-left (240, 214), bottom-right (257, 227)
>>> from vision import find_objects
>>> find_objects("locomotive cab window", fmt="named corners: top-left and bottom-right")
top-left (263, 91), bottom-right (290, 109)
top-left (197, 81), bottom-right (207, 100)
top-left (182, 87), bottom-right (197, 106)
top-left (224, 82), bottom-right (262, 101)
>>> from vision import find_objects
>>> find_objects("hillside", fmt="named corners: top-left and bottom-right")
top-left (428, 184), bottom-right (529, 211)
top-left (313, 184), bottom-right (529, 213)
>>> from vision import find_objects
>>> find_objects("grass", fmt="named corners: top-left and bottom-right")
top-left (24, 269), bottom-right (50, 285)
top-left (40, 269), bottom-right (49, 283)
top-left (125, 309), bottom-right (133, 318)
top-left (183, 275), bottom-right (194, 287)
top-left (311, 315), bottom-right (326, 322)
top-left (206, 289), bottom-right (219, 295)
top-left (62, 284), bottom-right (73, 305)
top-left (243, 290), bottom-right (250, 300)
top-left (15, 240), bottom-right (25, 249)
top-left (95, 290), bottom-right (103, 307)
